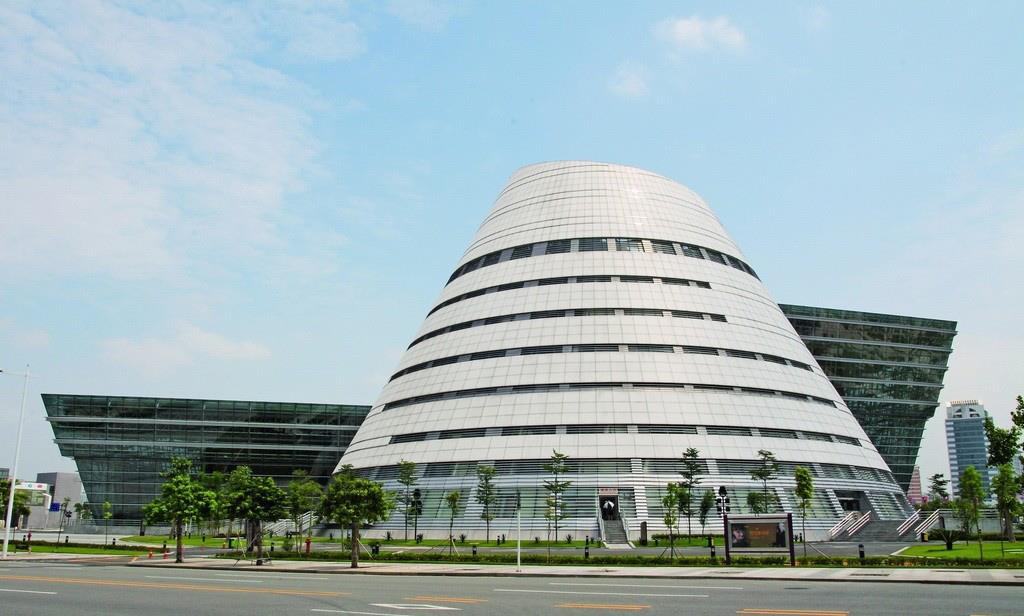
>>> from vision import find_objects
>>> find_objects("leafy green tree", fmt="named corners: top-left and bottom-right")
top-left (543, 450), bottom-right (571, 544)
top-left (678, 448), bottom-right (702, 537)
top-left (661, 484), bottom-right (679, 557)
top-left (222, 466), bottom-right (286, 559)
top-left (927, 473), bottom-right (950, 504)
top-left (286, 470), bottom-right (323, 548)
top-left (445, 490), bottom-right (462, 555)
top-left (198, 470), bottom-right (226, 537)
top-left (958, 466), bottom-right (987, 561)
top-left (698, 489), bottom-right (715, 535)
top-left (102, 501), bottom-right (113, 545)
top-left (0, 481), bottom-right (30, 527)
top-left (318, 465), bottom-right (393, 568)
top-left (396, 460), bottom-right (418, 541)
top-left (73, 501), bottom-right (91, 520)
top-left (794, 466), bottom-right (814, 557)
top-left (143, 457), bottom-right (217, 563)
top-left (984, 417), bottom-right (1022, 467)
top-left (475, 465), bottom-right (497, 543)
top-left (749, 450), bottom-right (779, 513)
top-left (991, 464), bottom-right (1020, 542)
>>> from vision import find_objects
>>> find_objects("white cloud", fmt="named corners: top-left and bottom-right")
top-left (0, 2), bottom-right (363, 282)
top-left (654, 15), bottom-right (746, 54)
top-left (103, 323), bottom-right (270, 376)
top-left (608, 63), bottom-right (651, 99)
top-left (387, 0), bottom-right (456, 32)
top-left (800, 6), bottom-right (831, 33)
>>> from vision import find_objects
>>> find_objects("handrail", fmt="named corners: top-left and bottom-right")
top-left (827, 511), bottom-right (858, 540)
top-left (896, 509), bottom-right (921, 536)
top-left (913, 508), bottom-right (945, 535)
top-left (620, 514), bottom-right (632, 545)
top-left (845, 511), bottom-right (872, 536)
top-left (597, 513), bottom-right (607, 543)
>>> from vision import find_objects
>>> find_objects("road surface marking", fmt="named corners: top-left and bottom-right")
top-left (312, 610), bottom-right (433, 616)
top-left (213, 572), bottom-right (330, 580)
top-left (145, 575), bottom-right (260, 583)
top-left (0, 574), bottom-right (348, 597)
top-left (405, 596), bottom-right (487, 604)
top-left (371, 604), bottom-right (461, 611)
top-left (738, 610), bottom-right (848, 616)
top-left (551, 582), bottom-right (743, 590)
top-left (494, 589), bottom-right (708, 598)
top-left (556, 604), bottom-right (649, 611)
top-left (0, 588), bottom-right (58, 595)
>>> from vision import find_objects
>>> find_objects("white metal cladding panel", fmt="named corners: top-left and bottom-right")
top-left (339, 161), bottom-right (900, 500)
top-left (347, 389), bottom-right (867, 450)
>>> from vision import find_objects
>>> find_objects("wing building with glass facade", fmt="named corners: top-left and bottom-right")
top-left (779, 305), bottom-right (957, 492)
top-left (338, 161), bottom-right (912, 540)
top-left (42, 394), bottom-right (370, 519)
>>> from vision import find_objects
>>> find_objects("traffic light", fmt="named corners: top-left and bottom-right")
top-left (715, 486), bottom-right (730, 514)
top-left (411, 489), bottom-right (423, 516)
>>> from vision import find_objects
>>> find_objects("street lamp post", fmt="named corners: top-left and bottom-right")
top-left (1, 365), bottom-right (31, 560)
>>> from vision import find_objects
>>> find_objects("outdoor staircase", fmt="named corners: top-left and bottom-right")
top-left (843, 520), bottom-right (909, 542)
top-left (601, 517), bottom-right (631, 549)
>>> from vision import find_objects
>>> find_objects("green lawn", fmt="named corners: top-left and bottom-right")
top-left (649, 535), bottom-right (724, 547)
top-left (124, 534), bottom-right (248, 547)
top-left (13, 544), bottom-right (150, 556)
top-left (371, 538), bottom-right (603, 548)
top-left (902, 541), bottom-right (1024, 560)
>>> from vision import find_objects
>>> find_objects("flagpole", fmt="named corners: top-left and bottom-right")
top-left (1, 366), bottom-right (30, 560)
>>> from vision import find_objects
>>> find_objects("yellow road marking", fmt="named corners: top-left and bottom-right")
top-left (557, 604), bottom-right (649, 611)
top-left (0, 575), bottom-right (348, 597)
top-left (406, 595), bottom-right (488, 603)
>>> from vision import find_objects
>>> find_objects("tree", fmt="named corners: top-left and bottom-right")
top-left (698, 489), bottom-right (715, 535)
top-left (198, 470), bottom-right (226, 537)
top-left (984, 417), bottom-right (1022, 467)
top-left (222, 466), bottom-right (287, 559)
top-left (749, 450), bottom-right (779, 513)
top-left (475, 465), bottom-right (497, 543)
top-left (661, 484), bottom-right (679, 557)
top-left (318, 465), bottom-right (393, 568)
top-left (142, 457), bottom-right (217, 563)
top-left (958, 466), bottom-right (987, 561)
top-left (678, 448), bottom-right (702, 538)
top-left (794, 466), bottom-right (814, 557)
top-left (102, 501), bottom-right (113, 545)
top-left (286, 470), bottom-right (323, 549)
top-left (543, 450), bottom-right (572, 545)
top-left (73, 501), bottom-right (91, 520)
top-left (0, 481), bottom-right (30, 528)
top-left (927, 473), bottom-right (950, 504)
top-left (991, 464), bottom-right (1020, 543)
top-left (396, 460), bottom-right (418, 541)
top-left (445, 490), bottom-right (462, 555)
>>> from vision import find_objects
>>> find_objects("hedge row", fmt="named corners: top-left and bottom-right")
top-left (216, 549), bottom-right (1024, 568)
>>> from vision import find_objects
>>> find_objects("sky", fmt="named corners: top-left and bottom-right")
top-left (1, 1), bottom-right (1022, 488)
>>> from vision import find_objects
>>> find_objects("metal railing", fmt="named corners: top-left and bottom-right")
top-left (845, 511), bottom-right (872, 536)
top-left (896, 509), bottom-right (921, 536)
top-left (827, 511), bottom-right (859, 540)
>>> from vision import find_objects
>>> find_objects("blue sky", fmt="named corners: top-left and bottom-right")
top-left (1, 1), bottom-right (1022, 486)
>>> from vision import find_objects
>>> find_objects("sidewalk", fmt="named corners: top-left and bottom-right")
top-left (128, 557), bottom-right (1024, 586)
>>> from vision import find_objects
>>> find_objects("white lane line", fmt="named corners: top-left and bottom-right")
top-left (144, 575), bottom-right (260, 584)
top-left (313, 605), bottom-right (417, 609)
top-left (493, 588), bottom-right (708, 598)
top-left (0, 588), bottom-right (58, 595)
top-left (550, 582), bottom-right (743, 590)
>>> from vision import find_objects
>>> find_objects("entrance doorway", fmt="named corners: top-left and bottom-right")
top-left (599, 495), bottom-right (619, 520)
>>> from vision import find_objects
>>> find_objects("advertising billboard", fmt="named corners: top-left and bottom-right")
top-left (724, 513), bottom-right (795, 565)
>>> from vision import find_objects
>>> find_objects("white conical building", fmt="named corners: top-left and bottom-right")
top-left (338, 161), bottom-right (909, 540)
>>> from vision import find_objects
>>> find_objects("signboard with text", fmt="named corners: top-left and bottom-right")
top-left (723, 513), bottom-right (795, 566)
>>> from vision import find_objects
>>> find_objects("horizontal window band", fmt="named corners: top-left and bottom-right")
top-left (391, 340), bottom-right (814, 382)
top-left (356, 458), bottom-right (895, 485)
top-left (446, 237), bottom-right (758, 285)
top-left (380, 381), bottom-right (838, 411)
top-left (388, 423), bottom-right (862, 446)
top-left (410, 307), bottom-right (727, 349)
top-left (427, 274), bottom-right (712, 317)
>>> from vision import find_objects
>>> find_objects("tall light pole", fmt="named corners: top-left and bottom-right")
top-left (1, 365), bottom-right (30, 559)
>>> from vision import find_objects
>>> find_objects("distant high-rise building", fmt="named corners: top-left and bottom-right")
top-left (906, 465), bottom-right (923, 505)
top-left (780, 305), bottom-right (957, 492)
top-left (945, 400), bottom-right (995, 498)
top-left (0, 467), bottom-right (8, 481)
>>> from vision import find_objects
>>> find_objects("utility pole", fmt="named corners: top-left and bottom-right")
top-left (2, 366), bottom-right (31, 560)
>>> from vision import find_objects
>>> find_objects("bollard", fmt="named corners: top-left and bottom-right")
top-left (270, 544), bottom-right (274, 553)
top-left (305, 537), bottom-right (312, 555)
top-left (148, 549), bottom-right (153, 559)
top-left (163, 541), bottom-right (167, 551)
top-left (65, 536), bottom-right (69, 544)
top-left (472, 545), bottom-right (477, 556)
top-left (585, 535), bottom-right (590, 546)
top-left (584, 546), bottom-right (589, 559)
top-left (112, 538), bottom-right (117, 547)
top-left (858, 543), bottom-right (865, 565)
top-left (711, 543), bottom-right (716, 558)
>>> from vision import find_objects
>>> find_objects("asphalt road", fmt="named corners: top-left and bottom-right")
top-left (0, 561), bottom-right (1018, 616)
